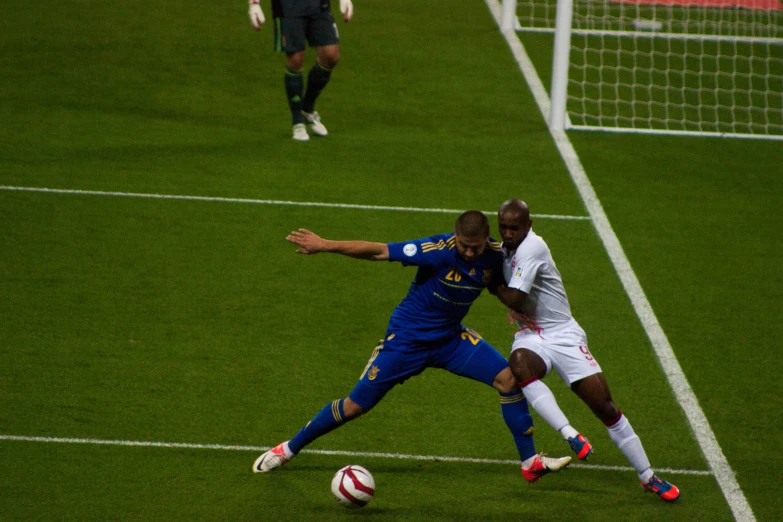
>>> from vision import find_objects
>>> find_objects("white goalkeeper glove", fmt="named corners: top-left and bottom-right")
top-left (248, 0), bottom-right (265, 31)
top-left (340, 0), bottom-right (354, 22)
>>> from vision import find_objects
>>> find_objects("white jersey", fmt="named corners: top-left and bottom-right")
top-left (502, 229), bottom-right (573, 330)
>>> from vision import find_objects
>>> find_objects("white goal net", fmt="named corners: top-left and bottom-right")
top-left (511, 0), bottom-right (783, 139)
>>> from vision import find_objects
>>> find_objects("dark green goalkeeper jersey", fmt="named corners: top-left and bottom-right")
top-left (272, 0), bottom-right (331, 18)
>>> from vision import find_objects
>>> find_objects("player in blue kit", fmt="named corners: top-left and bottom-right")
top-left (253, 211), bottom-right (571, 482)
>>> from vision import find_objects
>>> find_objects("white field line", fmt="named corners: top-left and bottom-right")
top-left (0, 434), bottom-right (711, 476)
top-left (0, 186), bottom-right (590, 221)
top-left (483, 1), bottom-right (754, 520)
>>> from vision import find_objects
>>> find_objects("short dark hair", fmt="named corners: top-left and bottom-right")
top-left (455, 210), bottom-right (490, 238)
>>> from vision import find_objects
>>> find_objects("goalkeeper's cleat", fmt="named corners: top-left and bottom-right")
top-left (252, 442), bottom-right (292, 473)
top-left (521, 454), bottom-right (572, 483)
top-left (292, 123), bottom-right (309, 141)
top-left (567, 433), bottom-right (593, 460)
top-left (641, 475), bottom-right (680, 502)
top-left (302, 111), bottom-right (328, 137)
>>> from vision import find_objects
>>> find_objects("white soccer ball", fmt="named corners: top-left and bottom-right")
top-left (331, 464), bottom-right (375, 509)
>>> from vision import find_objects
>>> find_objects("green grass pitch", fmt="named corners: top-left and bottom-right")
top-left (1, 0), bottom-right (781, 520)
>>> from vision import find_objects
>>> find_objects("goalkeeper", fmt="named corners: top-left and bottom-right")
top-left (248, 0), bottom-right (354, 141)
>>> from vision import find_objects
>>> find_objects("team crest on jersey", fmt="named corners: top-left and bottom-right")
top-left (403, 243), bottom-right (417, 257)
top-left (367, 365), bottom-right (380, 381)
top-left (515, 267), bottom-right (523, 277)
top-left (523, 426), bottom-right (535, 436)
top-left (482, 269), bottom-right (493, 284)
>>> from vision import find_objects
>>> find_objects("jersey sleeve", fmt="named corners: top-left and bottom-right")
top-left (387, 235), bottom-right (453, 267)
top-left (507, 242), bottom-right (546, 293)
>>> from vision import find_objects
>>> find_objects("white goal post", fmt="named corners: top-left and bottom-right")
top-left (503, 0), bottom-right (783, 140)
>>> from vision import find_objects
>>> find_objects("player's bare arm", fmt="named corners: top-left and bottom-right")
top-left (494, 284), bottom-right (528, 312)
top-left (286, 229), bottom-right (389, 260)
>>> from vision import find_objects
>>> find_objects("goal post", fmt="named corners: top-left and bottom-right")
top-left (509, 0), bottom-right (783, 140)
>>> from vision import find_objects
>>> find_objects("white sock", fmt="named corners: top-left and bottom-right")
top-left (522, 380), bottom-right (572, 436)
top-left (521, 455), bottom-right (537, 468)
top-left (282, 441), bottom-right (295, 459)
top-left (559, 425), bottom-right (579, 440)
top-left (606, 415), bottom-right (652, 479)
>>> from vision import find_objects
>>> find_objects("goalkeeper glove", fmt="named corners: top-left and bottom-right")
top-left (340, 0), bottom-right (354, 22)
top-left (248, 0), bottom-right (265, 30)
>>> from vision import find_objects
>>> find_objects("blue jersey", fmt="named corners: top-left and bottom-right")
top-left (386, 233), bottom-right (503, 345)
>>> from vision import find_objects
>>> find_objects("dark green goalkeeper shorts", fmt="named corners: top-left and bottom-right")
top-left (273, 10), bottom-right (339, 53)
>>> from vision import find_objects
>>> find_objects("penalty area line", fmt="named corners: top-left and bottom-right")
top-left (0, 185), bottom-right (591, 221)
top-left (0, 434), bottom-right (711, 476)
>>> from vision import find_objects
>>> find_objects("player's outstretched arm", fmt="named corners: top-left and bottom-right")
top-left (340, 0), bottom-right (354, 22)
top-left (286, 229), bottom-right (389, 260)
top-left (248, 0), bottom-right (265, 30)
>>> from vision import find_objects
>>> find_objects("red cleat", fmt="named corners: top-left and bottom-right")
top-left (641, 475), bottom-right (680, 502)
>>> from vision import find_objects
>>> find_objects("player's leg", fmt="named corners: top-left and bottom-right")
top-left (302, 11), bottom-right (340, 135)
top-left (284, 51), bottom-right (307, 140)
top-left (276, 16), bottom-right (309, 140)
top-left (510, 342), bottom-right (592, 459)
top-left (253, 395), bottom-right (364, 473)
top-left (254, 336), bottom-right (425, 473)
top-left (571, 374), bottom-right (680, 501)
top-left (304, 44), bottom-right (339, 114)
top-left (437, 329), bottom-right (570, 481)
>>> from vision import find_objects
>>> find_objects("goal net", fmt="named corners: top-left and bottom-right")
top-left (510, 0), bottom-right (783, 139)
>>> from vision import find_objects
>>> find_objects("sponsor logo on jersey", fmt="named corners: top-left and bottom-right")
top-left (403, 243), bottom-right (417, 257)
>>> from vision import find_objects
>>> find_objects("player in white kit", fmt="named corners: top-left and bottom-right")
top-left (490, 199), bottom-right (680, 502)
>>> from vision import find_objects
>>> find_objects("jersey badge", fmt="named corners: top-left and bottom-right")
top-left (403, 244), bottom-right (417, 257)
top-left (368, 365), bottom-right (380, 381)
top-left (515, 267), bottom-right (523, 277)
top-left (482, 269), bottom-right (493, 284)
top-left (469, 268), bottom-right (476, 276)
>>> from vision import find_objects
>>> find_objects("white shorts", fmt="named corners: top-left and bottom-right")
top-left (511, 318), bottom-right (602, 386)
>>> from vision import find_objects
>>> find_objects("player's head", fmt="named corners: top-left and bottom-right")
top-left (498, 199), bottom-right (532, 250)
top-left (454, 210), bottom-right (490, 263)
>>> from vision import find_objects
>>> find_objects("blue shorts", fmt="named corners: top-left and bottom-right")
top-left (348, 328), bottom-right (509, 410)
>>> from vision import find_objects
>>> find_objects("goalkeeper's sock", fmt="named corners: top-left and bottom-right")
top-left (288, 399), bottom-right (348, 454)
top-left (302, 62), bottom-right (332, 114)
top-left (284, 68), bottom-right (305, 124)
top-left (499, 390), bottom-right (537, 461)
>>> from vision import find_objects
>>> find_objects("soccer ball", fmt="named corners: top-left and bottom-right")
top-left (331, 465), bottom-right (375, 509)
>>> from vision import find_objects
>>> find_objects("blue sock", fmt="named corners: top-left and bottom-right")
top-left (500, 391), bottom-right (537, 461)
top-left (288, 399), bottom-right (347, 455)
